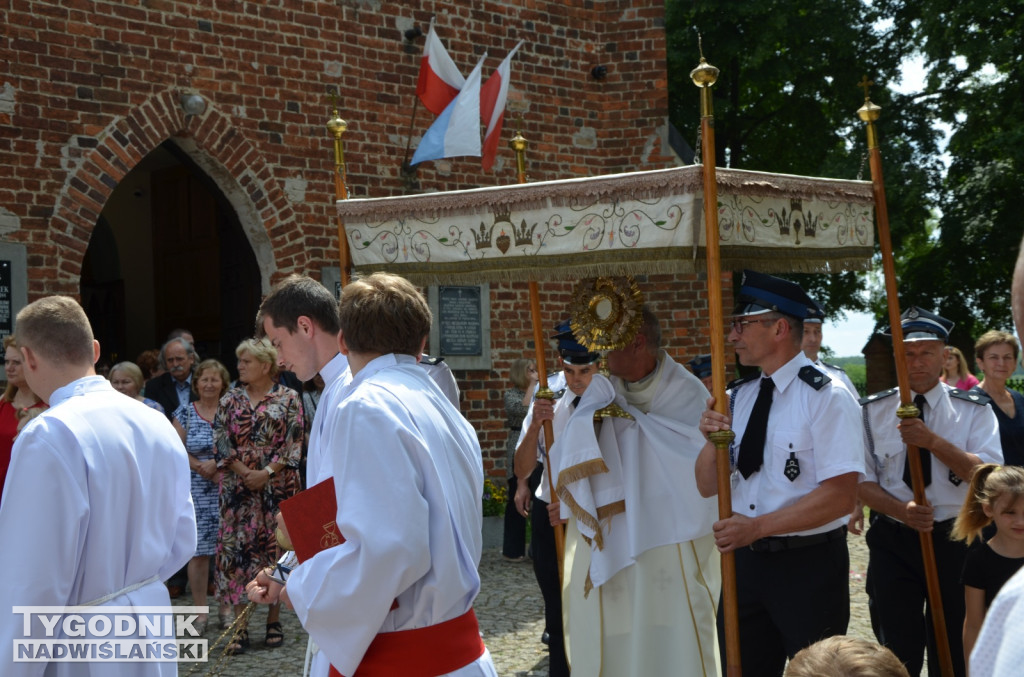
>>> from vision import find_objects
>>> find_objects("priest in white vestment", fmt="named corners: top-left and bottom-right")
top-left (0, 296), bottom-right (196, 677)
top-left (555, 307), bottom-right (721, 677)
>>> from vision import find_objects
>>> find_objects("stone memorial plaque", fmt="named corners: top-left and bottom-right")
top-left (438, 286), bottom-right (482, 356)
top-left (0, 261), bottom-right (11, 336)
top-left (0, 243), bottom-right (27, 341)
top-left (428, 284), bottom-right (490, 370)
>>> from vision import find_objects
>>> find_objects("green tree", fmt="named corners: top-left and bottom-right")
top-left (871, 0), bottom-right (1024, 343)
top-left (665, 0), bottom-right (1019, 339)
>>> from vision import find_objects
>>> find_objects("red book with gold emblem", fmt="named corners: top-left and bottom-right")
top-left (278, 477), bottom-right (345, 563)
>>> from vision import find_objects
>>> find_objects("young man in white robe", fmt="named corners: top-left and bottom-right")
top-left (553, 306), bottom-right (721, 677)
top-left (257, 273), bottom-right (348, 488)
top-left (249, 272), bottom-right (497, 677)
top-left (0, 296), bottom-right (197, 677)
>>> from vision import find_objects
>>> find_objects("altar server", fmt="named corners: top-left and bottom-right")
top-left (0, 296), bottom-right (196, 677)
top-left (257, 273), bottom-right (497, 677)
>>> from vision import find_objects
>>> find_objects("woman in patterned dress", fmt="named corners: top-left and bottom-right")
top-left (171, 358), bottom-right (230, 635)
top-left (214, 339), bottom-right (303, 652)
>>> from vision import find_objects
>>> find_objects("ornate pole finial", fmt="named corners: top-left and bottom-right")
top-left (327, 107), bottom-right (349, 197)
top-left (690, 40), bottom-right (719, 122)
top-left (855, 75), bottom-right (882, 148)
top-left (509, 129), bottom-right (527, 184)
top-left (326, 94), bottom-right (351, 285)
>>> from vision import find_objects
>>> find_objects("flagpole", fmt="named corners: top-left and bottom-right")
top-left (512, 130), bottom-right (565, 583)
top-left (857, 78), bottom-right (955, 677)
top-left (401, 97), bottom-right (420, 174)
top-left (692, 52), bottom-right (741, 677)
top-left (327, 106), bottom-right (351, 286)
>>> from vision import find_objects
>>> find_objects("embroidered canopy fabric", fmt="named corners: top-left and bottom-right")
top-left (337, 165), bottom-right (875, 284)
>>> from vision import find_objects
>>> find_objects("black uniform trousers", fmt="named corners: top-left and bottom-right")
top-left (531, 465), bottom-right (569, 677)
top-left (503, 464), bottom-right (542, 558)
top-left (866, 514), bottom-right (967, 677)
top-left (718, 529), bottom-right (849, 677)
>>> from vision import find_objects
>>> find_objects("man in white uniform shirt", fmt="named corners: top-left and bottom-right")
top-left (698, 270), bottom-right (864, 677)
top-left (253, 272), bottom-right (496, 677)
top-left (802, 297), bottom-right (859, 396)
top-left (0, 296), bottom-right (196, 677)
top-left (859, 306), bottom-right (1000, 677)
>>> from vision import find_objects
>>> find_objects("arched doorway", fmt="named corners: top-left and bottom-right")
top-left (81, 140), bottom-right (262, 376)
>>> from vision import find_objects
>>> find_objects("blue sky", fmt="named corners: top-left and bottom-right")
top-left (823, 311), bottom-right (876, 358)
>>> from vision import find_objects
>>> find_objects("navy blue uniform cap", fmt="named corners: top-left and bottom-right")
top-left (805, 297), bottom-right (826, 324)
top-left (552, 320), bottom-right (601, 364)
top-left (688, 354), bottom-right (713, 379)
top-left (733, 270), bottom-right (819, 320)
top-left (884, 306), bottom-right (954, 343)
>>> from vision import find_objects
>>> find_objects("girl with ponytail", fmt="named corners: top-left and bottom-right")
top-left (952, 463), bottom-right (1024, 667)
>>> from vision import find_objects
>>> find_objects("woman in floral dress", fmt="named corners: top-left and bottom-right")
top-left (214, 338), bottom-right (303, 652)
top-left (172, 358), bottom-right (230, 635)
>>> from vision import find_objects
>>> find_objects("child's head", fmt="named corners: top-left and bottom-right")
top-left (785, 635), bottom-right (910, 677)
top-left (952, 464), bottom-right (1024, 544)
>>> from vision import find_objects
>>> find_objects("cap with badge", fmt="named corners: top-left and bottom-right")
top-left (884, 306), bottom-right (953, 343)
top-left (733, 269), bottom-right (819, 320)
top-left (688, 354), bottom-right (713, 380)
top-left (804, 297), bottom-right (826, 324)
top-left (552, 320), bottom-right (601, 364)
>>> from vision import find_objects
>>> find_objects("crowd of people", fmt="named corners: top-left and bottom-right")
top-left (1, 241), bottom-right (1023, 676)
top-left (505, 269), bottom-right (1024, 677)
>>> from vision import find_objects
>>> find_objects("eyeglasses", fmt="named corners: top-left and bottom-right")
top-left (730, 318), bottom-right (777, 335)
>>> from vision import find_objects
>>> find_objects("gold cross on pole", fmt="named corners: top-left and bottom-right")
top-left (858, 75), bottom-right (874, 101)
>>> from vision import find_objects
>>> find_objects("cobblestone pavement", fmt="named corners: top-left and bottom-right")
top-left (177, 532), bottom-right (894, 676)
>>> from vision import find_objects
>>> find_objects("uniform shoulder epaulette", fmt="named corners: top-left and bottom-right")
top-left (551, 388), bottom-right (567, 400)
top-left (727, 373), bottom-right (758, 390)
top-left (420, 355), bottom-right (444, 365)
top-left (798, 365), bottom-right (831, 390)
top-left (859, 387), bottom-right (898, 406)
top-left (949, 388), bottom-right (990, 406)
top-left (822, 361), bottom-right (847, 373)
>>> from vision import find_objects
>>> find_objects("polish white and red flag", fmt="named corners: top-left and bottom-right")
top-left (480, 41), bottom-right (524, 171)
top-left (410, 55), bottom-right (485, 166)
top-left (416, 20), bottom-right (465, 116)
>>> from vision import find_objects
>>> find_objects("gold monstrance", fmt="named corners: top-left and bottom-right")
top-left (569, 276), bottom-right (643, 421)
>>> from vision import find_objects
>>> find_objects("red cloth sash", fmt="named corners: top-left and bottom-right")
top-left (328, 608), bottom-right (485, 677)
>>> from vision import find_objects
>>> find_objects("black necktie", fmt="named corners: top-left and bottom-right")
top-left (571, 395), bottom-right (581, 408)
top-left (738, 377), bottom-right (774, 479)
top-left (903, 394), bottom-right (932, 488)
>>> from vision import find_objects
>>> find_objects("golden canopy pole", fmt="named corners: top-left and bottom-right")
top-left (327, 106), bottom-right (351, 286)
top-left (512, 130), bottom-right (565, 582)
top-left (857, 77), bottom-right (955, 677)
top-left (691, 52), bottom-right (741, 677)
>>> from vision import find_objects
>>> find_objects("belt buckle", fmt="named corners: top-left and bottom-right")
top-left (750, 538), bottom-right (782, 553)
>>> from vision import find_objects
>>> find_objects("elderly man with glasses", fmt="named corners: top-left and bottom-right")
top-left (697, 270), bottom-right (864, 677)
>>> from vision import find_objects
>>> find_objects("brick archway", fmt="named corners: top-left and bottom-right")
top-left (45, 89), bottom-right (299, 297)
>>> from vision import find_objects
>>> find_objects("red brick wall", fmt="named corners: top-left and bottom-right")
top-left (1, 0), bottom-right (731, 477)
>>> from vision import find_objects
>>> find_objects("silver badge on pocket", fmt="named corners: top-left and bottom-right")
top-left (784, 451), bottom-right (800, 482)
